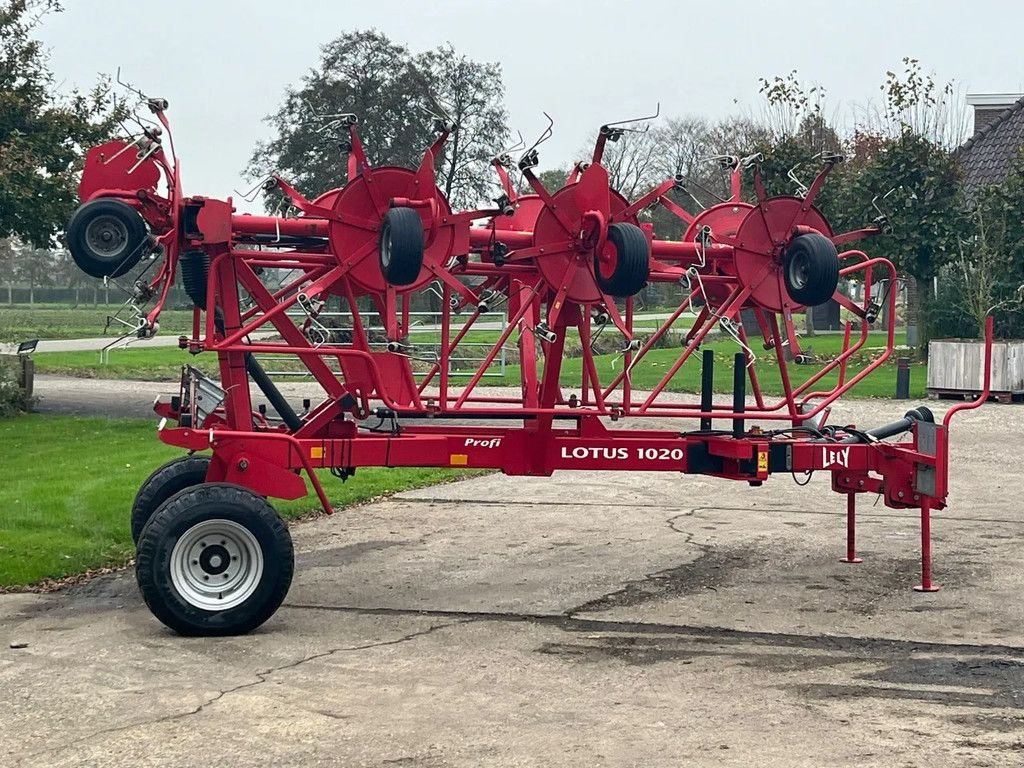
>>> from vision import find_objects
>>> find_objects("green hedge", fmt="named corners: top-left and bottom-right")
top-left (0, 356), bottom-right (32, 417)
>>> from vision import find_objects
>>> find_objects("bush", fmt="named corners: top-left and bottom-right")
top-left (0, 357), bottom-right (33, 417)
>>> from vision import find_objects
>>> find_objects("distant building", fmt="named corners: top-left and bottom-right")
top-left (959, 93), bottom-right (1024, 190)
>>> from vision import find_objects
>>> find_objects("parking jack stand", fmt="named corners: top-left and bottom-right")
top-left (840, 493), bottom-right (863, 564)
top-left (913, 498), bottom-right (940, 592)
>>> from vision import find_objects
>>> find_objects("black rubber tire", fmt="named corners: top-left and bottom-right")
top-left (907, 405), bottom-right (934, 423)
top-left (379, 207), bottom-right (424, 286)
top-left (135, 483), bottom-right (294, 636)
top-left (594, 222), bottom-right (650, 297)
top-left (782, 233), bottom-right (840, 307)
top-left (131, 455), bottom-right (212, 545)
top-left (66, 199), bottom-right (149, 279)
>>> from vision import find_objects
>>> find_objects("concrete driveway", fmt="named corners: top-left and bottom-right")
top-left (3, 398), bottom-right (1024, 766)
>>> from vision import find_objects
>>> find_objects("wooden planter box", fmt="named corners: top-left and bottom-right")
top-left (927, 339), bottom-right (1024, 402)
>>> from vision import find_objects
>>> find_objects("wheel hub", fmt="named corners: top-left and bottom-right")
top-left (530, 184), bottom-right (633, 304)
top-left (788, 253), bottom-right (810, 289)
top-left (85, 215), bottom-right (129, 258)
top-left (198, 543), bottom-right (231, 575)
top-left (170, 519), bottom-right (263, 611)
top-left (731, 196), bottom-right (833, 312)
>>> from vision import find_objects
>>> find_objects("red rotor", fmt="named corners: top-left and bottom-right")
top-left (327, 167), bottom-right (455, 295)
top-left (530, 183), bottom-right (634, 304)
top-left (731, 196), bottom-right (833, 312)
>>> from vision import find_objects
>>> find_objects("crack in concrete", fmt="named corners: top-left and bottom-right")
top-left (280, 602), bottom-right (1024, 658)
top-left (566, 510), bottom-right (733, 614)
top-left (396, 496), bottom-right (1024, 525)
top-left (13, 621), bottom-right (462, 764)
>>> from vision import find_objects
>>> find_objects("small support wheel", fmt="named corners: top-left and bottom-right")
top-left (66, 198), bottom-right (149, 278)
top-left (595, 222), bottom-right (650, 297)
top-left (782, 233), bottom-right (839, 307)
top-left (135, 483), bottom-right (294, 636)
top-left (379, 207), bottom-right (424, 286)
top-left (131, 454), bottom-right (212, 544)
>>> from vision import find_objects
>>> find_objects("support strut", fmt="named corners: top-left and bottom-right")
top-left (700, 349), bottom-right (714, 432)
top-left (840, 493), bottom-right (863, 564)
top-left (913, 498), bottom-right (940, 592)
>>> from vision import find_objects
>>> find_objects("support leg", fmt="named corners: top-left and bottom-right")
top-left (840, 493), bottom-right (862, 564)
top-left (913, 498), bottom-right (940, 592)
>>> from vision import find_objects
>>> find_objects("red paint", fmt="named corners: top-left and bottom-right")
top-left (72, 104), bottom-right (992, 592)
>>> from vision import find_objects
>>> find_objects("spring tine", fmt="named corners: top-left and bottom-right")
top-left (127, 140), bottom-right (161, 174)
top-left (788, 163), bottom-right (809, 197)
top-left (601, 102), bottom-right (661, 131)
top-left (522, 112), bottom-right (554, 159)
top-left (719, 316), bottom-right (756, 367)
top-left (234, 176), bottom-right (277, 202)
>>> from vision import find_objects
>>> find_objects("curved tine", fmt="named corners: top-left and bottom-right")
top-left (419, 98), bottom-right (457, 131)
top-left (123, 100), bottom-right (162, 135)
top-left (524, 112), bottom-right (554, 156)
top-left (719, 315), bottom-right (757, 367)
top-left (271, 196), bottom-right (296, 224)
top-left (299, 97), bottom-right (322, 119)
top-left (870, 186), bottom-right (903, 233)
top-left (299, 97), bottom-right (347, 121)
top-left (112, 99), bottom-right (143, 142)
top-left (787, 163), bottom-right (809, 196)
top-left (702, 154), bottom-right (740, 169)
top-left (679, 176), bottom-right (726, 205)
top-left (115, 66), bottom-right (149, 103)
top-left (233, 175), bottom-right (278, 203)
top-left (299, 97), bottom-right (357, 131)
top-left (872, 186), bottom-right (903, 212)
top-left (740, 152), bottom-right (764, 169)
top-left (602, 102), bottom-right (661, 131)
top-left (494, 130), bottom-right (525, 165)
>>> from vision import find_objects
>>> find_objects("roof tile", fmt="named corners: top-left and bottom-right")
top-left (958, 96), bottom-right (1024, 189)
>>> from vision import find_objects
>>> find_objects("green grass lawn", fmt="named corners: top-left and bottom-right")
top-left (0, 414), bottom-right (471, 588)
top-left (36, 345), bottom-right (195, 381)
top-left (34, 329), bottom-right (926, 399)
top-left (0, 305), bottom-right (195, 343)
top-left (494, 331), bottom-right (925, 399)
top-left (24, 327), bottom-right (589, 380)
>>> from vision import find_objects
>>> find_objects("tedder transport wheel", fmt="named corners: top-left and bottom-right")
top-left (378, 206), bottom-right (424, 286)
top-left (130, 454), bottom-right (212, 545)
top-left (135, 483), bottom-right (294, 636)
top-left (782, 233), bottom-right (840, 307)
top-left (66, 199), bottom-right (149, 279)
top-left (595, 222), bottom-right (650, 298)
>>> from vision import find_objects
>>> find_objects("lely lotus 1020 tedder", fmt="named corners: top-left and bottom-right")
top-left (65, 89), bottom-right (991, 635)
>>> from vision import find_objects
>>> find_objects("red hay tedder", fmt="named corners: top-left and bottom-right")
top-left (66, 92), bottom-right (992, 636)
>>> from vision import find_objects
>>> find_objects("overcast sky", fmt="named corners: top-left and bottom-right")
top-left (37, 0), bottom-right (1024, 210)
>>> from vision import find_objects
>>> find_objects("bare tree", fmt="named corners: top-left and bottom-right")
top-left (250, 31), bottom-right (509, 210)
top-left (413, 45), bottom-right (508, 209)
top-left (593, 129), bottom-right (664, 201)
top-left (952, 200), bottom-right (1024, 336)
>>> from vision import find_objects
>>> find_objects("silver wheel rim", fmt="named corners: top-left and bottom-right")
top-left (380, 223), bottom-right (392, 269)
top-left (85, 214), bottom-right (130, 259)
top-left (789, 253), bottom-right (810, 290)
top-left (170, 519), bottom-right (264, 611)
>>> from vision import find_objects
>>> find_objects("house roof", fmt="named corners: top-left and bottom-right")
top-left (958, 95), bottom-right (1024, 189)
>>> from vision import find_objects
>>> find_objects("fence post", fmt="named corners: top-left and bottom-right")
top-left (895, 357), bottom-right (910, 399)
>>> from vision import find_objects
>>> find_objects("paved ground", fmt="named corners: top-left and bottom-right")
top-left (32, 373), bottom-right (324, 419)
top-left (1, 334), bottom-right (195, 355)
top-left (4, 384), bottom-right (1024, 765)
top-left (0, 315), bottom-right (694, 355)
